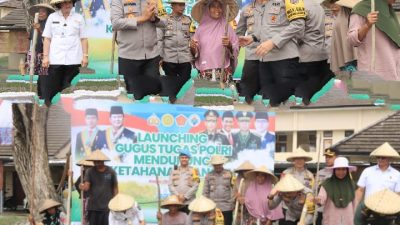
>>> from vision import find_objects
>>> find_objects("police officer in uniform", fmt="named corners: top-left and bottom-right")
top-left (203, 155), bottom-right (235, 225)
top-left (159, 0), bottom-right (193, 103)
top-left (232, 112), bottom-right (261, 159)
top-left (203, 110), bottom-right (230, 146)
top-left (282, 147), bottom-right (315, 190)
top-left (75, 108), bottom-right (106, 161)
top-left (168, 149), bottom-right (200, 214)
top-left (238, 0), bottom-right (306, 106)
top-left (236, 0), bottom-right (265, 104)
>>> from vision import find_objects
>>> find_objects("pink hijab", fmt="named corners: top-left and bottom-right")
top-left (244, 178), bottom-right (284, 221)
top-left (193, 1), bottom-right (239, 71)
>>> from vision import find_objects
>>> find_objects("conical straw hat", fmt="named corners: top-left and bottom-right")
top-left (209, 155), bottom-right (228, 165)
top-left (335, 0), bottom-right (360, 8)
top-left (286, 147), bottom-right (313, 162)
top-left (85, 150), bottom-right (111, 161)
top-left (161, 195), bottom-right (184, 209)
top-left (28, 3), bottom-right (55, 16)
top-left (189, 196), bottom-right (216, 213)
top-left (76, 159), bottom-right (94, 167)
top-left (39, 199), bottom-right (61, 213)
top-left (191, 0), bottom-right (239, 23)
top-left (245, 166), bottom-right (278, 183)
top-left (370, 142), bottom-right (400, 158)
top-left (50, 0), bottom-right (76, 6)
top-left (234, 160), bottom-right (255, 172)
top-left (274, 174), bottom-right (305, 192)
top-left (108, 194), bottom-right (135, 212)
top-left (365, 189), bottom-right (400, 215)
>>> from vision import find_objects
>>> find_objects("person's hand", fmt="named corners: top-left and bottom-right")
top-left (28, 215), bottom-right (34, 224)
top-left (156, 211), bottom-right (162, 220)
top-left (178, 194), bottom-right (185, 203)
top-left (190, 38), bottom-right (199, 50)
top-left (143, 2), bottom-right (156, 21)
top-left (81, 55), bottom-right (88, 68)
top-left (42, 55), bottom-right (49, 68)
top-left (33, 23), bottom-right (40, 30)
top-left (366, 11), bottom-right (379, 28)
top-left (269, 187), bottom-right (279, 197)
top-left (255, 40), bottom-right (275, 56)
top-left (238, 36), bottom-right (253, 47)
top-left (79, 183), bottom-right (85, 191)
top-left (238, 196), bottom-right (245, 205)
top-left (222, 36), bottom-right (231, 48)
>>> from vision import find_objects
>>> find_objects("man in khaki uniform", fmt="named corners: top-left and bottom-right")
top-left (282, 147), bottom-right (314, 190)
top-left (203, 155), bottom-right (235, 225)
top-left (168, 149), bottom-right (200, 214)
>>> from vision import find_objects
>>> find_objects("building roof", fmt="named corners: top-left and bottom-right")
top-left (0, 8), bottom-right (26, 30)
top-left (0, 104), bottom-right (71, 161)
top-left (332, 111), bottom-right (400, 156)
top-left (0, 0), bottom-right (22, 9)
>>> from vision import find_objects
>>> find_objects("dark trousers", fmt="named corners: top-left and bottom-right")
top-left (88, 210), bottom-right (109, 225)
top-left (40, 64), bottom-right (80, 104)
top-left (239, 60), bottom-right (260, 102)
top-left (118, 57), bottom-right (161, 100)
top-left (295, 60), bottom-right (334, 104)
top-left (316, 212), bottom-right (323, 225)
top-left (159, 62), bottom-right (192, 99)
top-left (222, 210), bottom-right (233, 225)
top-left (259, 58), bottom-right (300, 106)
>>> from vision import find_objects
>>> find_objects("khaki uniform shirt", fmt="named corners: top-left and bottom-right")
top-left (168, 166), bottom-right (199, 205)
top-left (111, 0), bottom-right (166, 60)
top-left (203, 170), bottom-right (235, 211)
top-left (160, 14), bottom-right (193, 63)
top-left (236, 2), bottom-right (265, 60)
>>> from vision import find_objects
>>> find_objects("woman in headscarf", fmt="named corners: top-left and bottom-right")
top-left (316, 157), bottom-right (357, 225)
top-left (190, 0), bottom-right (239, 88)
top-left (347, 0), bottom-right (400, 80)
top-left (26, 3), bottom-right (55, 99)
top-left (241, 166), bottom-right (283, 225)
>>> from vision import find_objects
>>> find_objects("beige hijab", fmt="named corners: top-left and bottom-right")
top-left (330, 7), bottom-right (357, 73)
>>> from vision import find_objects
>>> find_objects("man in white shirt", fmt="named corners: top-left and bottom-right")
top-left (355, 142), bottom-right (400, 209)
top-left (42, 0), bottom-right (88, 105)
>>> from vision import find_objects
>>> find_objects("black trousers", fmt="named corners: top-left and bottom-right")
top-left (295, 60), bottom-right (334, 103)
top-left (222, 210), bottom-right (233, 225)
top-left (118, 57), bottom-right (161, 100)
top-left (259, 58), bottom-right (300, 106)
top-left (239, 60), bottom-right (260, 101)
top-left (316, 212), bottom-right (323, 225)
top-left (40, 64), bottom-right (80, 104)
top-left (159, 62), bottom-right (192, 98)
top-left (87, 210), bottom-right (109, 225)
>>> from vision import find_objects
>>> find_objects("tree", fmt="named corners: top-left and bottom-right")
top-left (12, 103), bottom-right (58, 221)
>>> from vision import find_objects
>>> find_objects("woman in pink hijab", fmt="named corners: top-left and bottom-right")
top-left (241, 166), bottom-right (284, 225)
top-left (190, 0), bottom-right (239, 86)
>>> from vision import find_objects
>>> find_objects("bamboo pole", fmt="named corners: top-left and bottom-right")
top-left (312, 133), bottom-right (323, 225)
top-left (29, 13), bottom-right (39, 92)
top-left (370, 0), bottom-right (375, 71)
top-left (232, 178), bottom-right (244, 225)
top-left (219, 5), bottom-right (230, 89)
top-left (80, 165), bottom-right (84, 225)
top-left (66, 154), bottom-right (72, 225)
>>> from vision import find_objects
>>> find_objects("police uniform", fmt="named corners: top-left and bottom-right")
top-left (282, 167), bottom-right (314, 190)
top-left (168, 166), bottom-right (200, 211)
top-left (111, 0), bottom-right (166, 100)
top-left (236, 1), bottom-right (265, 102)
top-left (294, 0), bottom-right (333, 104)
top-left (203, 170), bottom-right (235, 225)
top-left (252, 0), bottom-right (306, 105)
top-left (232, 112), bottom-right (261, 159)
top-left (159, 11), bottom-right (193, 101)
top-left (42, 9), bottom-right (88, 104)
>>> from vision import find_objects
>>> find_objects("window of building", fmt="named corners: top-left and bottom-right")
top-left (276, 133), bottom-right (287, 152)
top-left (297, 131), bottom-right (317, 152)
top-left (345, 130), bottom-right (354, 137)
top-left (324, 130), bottom-right (333, 138)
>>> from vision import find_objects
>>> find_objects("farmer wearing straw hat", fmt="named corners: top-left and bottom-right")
top-left (282, 147), bottom-right (315, 190)
top-left (233, 160), bottom-right (255, 196)
top-left (241, 166), bottom-right (283, 225)
top-left (26, 3), bottom-right (55, 99)
top-left (354, 189), bottom-right (400, 225)
top-left (41, 0), bottom-right (88, 105)
top-left (75, 108), bottom-right (107, 161)
top-left (315, 157), bottom-right (357, 225)
top-left (28, 199), bottom-right (66, 225)
top-left (268, 174), bottom-right (314, 225)
top-left (354, 142), bottom-right (400, 210)
top-left (80, 150), bottom-right (118, 225)
top-left (347, 0), bottom-right (400, 81)
top-left (108, 193), bottom-right (145, 225)
top-left (74, 159), bottom-right (94, 225)
top-left (188, 196), bottom-right (225, 225)
top-left (111, 0), bottom-right (165, 100)
top-left (158, 0), bottom-right (193, 103)
top-left (203, 155), bottom-right (235, 225)
top-left (156, 195), bottom-right (188, 225)
top-left (168, 149), bottom-right (200, 214)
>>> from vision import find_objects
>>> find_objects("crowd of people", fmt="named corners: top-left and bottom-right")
top-left (30, 141), bottom-right (400, 225)
top-left (25, 0), bottom-right (400, 106)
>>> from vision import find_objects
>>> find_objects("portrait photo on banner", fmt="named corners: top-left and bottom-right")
top-left (70, 99), bottom-right (275, 224)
